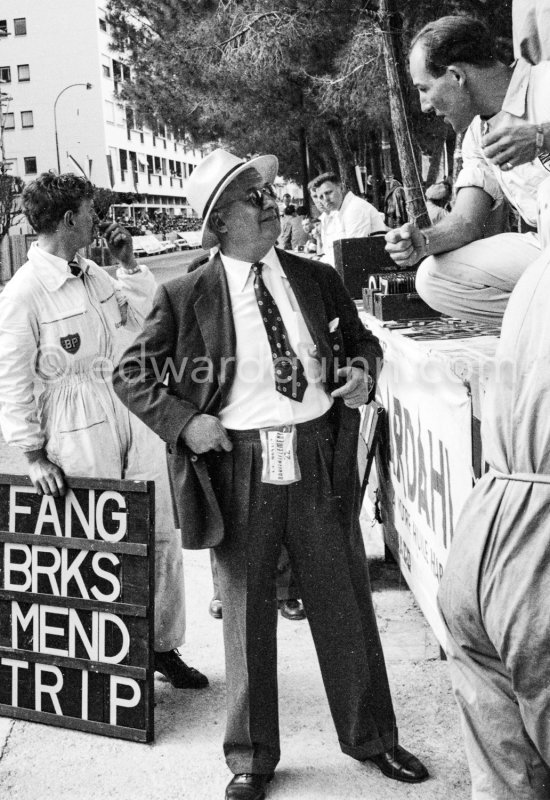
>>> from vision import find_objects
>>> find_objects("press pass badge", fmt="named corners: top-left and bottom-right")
top-left (259, 425), bottom-right (301, 485)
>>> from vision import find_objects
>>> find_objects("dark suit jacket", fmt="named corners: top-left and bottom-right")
top-left (113, 249), bottom-right (383, 548)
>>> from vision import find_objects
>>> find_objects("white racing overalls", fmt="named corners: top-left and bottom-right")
top-left (0, 242), bottom-right (185, 651)
top-left (438, 245), bottom-right (550, 799)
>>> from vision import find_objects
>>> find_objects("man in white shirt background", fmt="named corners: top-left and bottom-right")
top-left (310, 172), bottom-right (388, 267)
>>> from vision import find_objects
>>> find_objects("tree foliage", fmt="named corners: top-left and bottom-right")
top-left (0, 172), bottom-right (25, 243)
top-left (107, 0), bottom-right (513, 188)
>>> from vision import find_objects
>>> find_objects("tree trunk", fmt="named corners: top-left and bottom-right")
top-left (380, 128), bottom-right (393, 180)
top-left (378, 0), bottom-right (430, 229)
top-left (299, 127), bottom-right (311, 215)
top-left (367, 130), bottom-right (382, 211)
top-left (327, 118), bottom-right (360, 194)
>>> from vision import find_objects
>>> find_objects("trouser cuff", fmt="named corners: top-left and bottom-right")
top-left (226, 747), bottom-right (280, 775)
top-left (340, 728), bottom-right (398, 760)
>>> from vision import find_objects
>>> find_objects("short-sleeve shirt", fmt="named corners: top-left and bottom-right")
top-left (456, 58), bottom-right (550, 227)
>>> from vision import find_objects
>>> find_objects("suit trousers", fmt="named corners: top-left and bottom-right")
top-left (210, 546), bottom-right (300, 603)
top-left (208, 413), bottom-right (397, 775)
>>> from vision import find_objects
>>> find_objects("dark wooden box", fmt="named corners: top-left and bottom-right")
top-left (362, 288), bottom-right (442, 321)
top-left (333, 236), bottom-right (397, 300)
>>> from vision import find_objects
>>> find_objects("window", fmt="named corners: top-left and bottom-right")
top-left (0, 66), bottom-right (11, 83)
top-left (14, 18), bottom-right (27, 36)
top-left (112, 60), bottom-right (130, 85)
top-left (104, 100), bottom-right (115, 123)
top-left (24, 157), bottom-right (37, 174)
top-left (102, 64), bottom-right (111, 78)
top-left (0, 21), bottom-right (7, 35)
top-left (18, 64), bottom-right (30, 81)
top-left (119, 148), bottom-right (128, 180)
top-left (21, 110), bottom-right (33, 128)
top-left (2, 112), bottom-right (15, 130)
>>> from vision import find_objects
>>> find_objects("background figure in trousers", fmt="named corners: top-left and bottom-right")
top-left (385, 15), bottom-right (550, 323)
top-left (209, 548), bottom-right (305, 621)
top-left (0, 172), bottom-right (207, 690)
top-left (113, 148), bottom-right (428, 800)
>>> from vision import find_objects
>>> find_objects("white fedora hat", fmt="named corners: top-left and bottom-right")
top-left (185, 148), bottom-right (279, 249)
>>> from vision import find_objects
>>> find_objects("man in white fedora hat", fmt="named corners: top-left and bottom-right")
top-left (113, 148), bottom-right (428, 799)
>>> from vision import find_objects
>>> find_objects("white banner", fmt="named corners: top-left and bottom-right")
top-left (376, 329), bottom-right (474, 645)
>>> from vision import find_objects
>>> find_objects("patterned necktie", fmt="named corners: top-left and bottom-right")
top-left (251, 261), bottom-right (308, 402)
top-left (68, 259), bottom-right (83, 279)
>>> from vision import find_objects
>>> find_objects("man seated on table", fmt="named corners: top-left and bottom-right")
top-left (113, 148), bottom-right (428, 800)
top-left (311, 172), bottom-right (388, 267)
top-left (385, 15), bottom-right (550, 324)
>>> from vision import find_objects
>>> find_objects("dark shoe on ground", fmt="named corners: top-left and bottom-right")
top-left (279, 599), bottom-right (306, 621)
top-left (368, 745), bottom-right (429, 783)
top-left (209, 596), bottom-right (223, 619)
top-left (225, 773), bottom-right (274, 800)
top-left (154, 649), bottom-right (209, 689)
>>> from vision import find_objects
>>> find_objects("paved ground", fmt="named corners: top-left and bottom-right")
top-left (0, 252), bottom-right (471, 799)
top-left (0, 435), bottom-right (470, 800)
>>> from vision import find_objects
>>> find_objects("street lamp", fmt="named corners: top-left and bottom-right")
top-left (54, 82), bottom-right (92, 173)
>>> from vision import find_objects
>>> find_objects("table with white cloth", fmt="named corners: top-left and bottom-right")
top-left (359, 312), bottom-right (500, 645)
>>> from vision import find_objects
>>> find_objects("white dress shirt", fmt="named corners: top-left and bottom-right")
top-left (219, 247), bottom-right (332, 429)
top-left (320, 192), bottom-right (388, 266)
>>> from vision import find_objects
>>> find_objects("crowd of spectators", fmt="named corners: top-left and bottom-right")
top-left (113, 210), bottom-right (203, 238)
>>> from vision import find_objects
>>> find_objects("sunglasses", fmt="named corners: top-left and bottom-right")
top-left (216, 184), bottom-right (277, 211)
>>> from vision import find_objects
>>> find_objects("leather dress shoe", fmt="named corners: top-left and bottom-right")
top-left (154, 649), bottom-right (209, 689)
top-left (209, 597), bottom-right (223, 619)
top-left (279, 599), bottom-right (306, 621)
top-left (225, 773), bottom-right (274, 800)
top-left (368, 745), bottom-right (429, 783)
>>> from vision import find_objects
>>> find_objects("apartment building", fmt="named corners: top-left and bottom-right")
top-left (0, 1), bottom-right (204, 219)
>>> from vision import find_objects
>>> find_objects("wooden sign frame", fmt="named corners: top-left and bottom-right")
top-left (0, 474), bottom-right (155, 742)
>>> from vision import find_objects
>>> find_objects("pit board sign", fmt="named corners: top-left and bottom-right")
top-left (0, 474), bottom-right (155, 742)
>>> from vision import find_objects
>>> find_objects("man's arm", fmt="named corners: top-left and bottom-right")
top-left (384, 186), bottom-right (495, 268)
top-left (112, 282), bottom-right (231, 454)
top-left (481, 112), bottom-right (550, 168)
